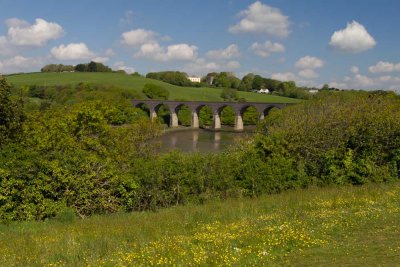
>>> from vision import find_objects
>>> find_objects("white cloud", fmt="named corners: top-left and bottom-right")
top-left (250, 41), bottom-right (285, 57)
top-left (331, 71), bottom-right (400, 90)
top-left (229, 1), bottom-right (290, 37)
top-left (183, 58), bottom-right (220, 75)
top-left (298, 69), bottom-right (318, 79)
top-left (368, 61), bottom-right (400, 73)
top-left (206, 44), bottom-right (240, 59)
top-left (350, 66), bottom-right (359, 74)
top-left (328, 81), bottom-right (348, 89)
top-left (7, 18), bottom-right (63, 46)
top-left (121, 28), bottom-right (156, 47)
top-left (5, 18), bottom-right (29, 28)
top-left (226, 60), bottom-right (241, 69)
top-left (91, 56), bottom-right (109, 63)
top-left (329, 21), bottom-right (376, 53)
top-left (271, 72), bottom-right (297, 81)
top-left (119, 10), bottom-right (133, 26)
top-left (121, 27), bottom-right (198, 62)
top-left (165, 44), bottom-right (198, 61)
top-left (114, 61), bottom-right (135, 74)
top-left (105, 48), bottom-right (115, 57)
top-left (135, 42), bottom-right (163, 58)
top-left (0, 56), bottom-right (43, 73)
top-left (295, 56), bottom-right (324, 69)
top-left (377, 75), bottom-right (392, 82)
top-left (135, 42), bottom-right (198, 62)
top-left (353, 74), bottom-right (375, 87)
top-left (51, 43), bottom-right (95, 60)
top-left (0, 36), bottom-right (15, 56)
top-left (183, 58), bottom-right (241, 76)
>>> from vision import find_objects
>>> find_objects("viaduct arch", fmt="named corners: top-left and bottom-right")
top-left (132, 100), bottom-right (289, 131)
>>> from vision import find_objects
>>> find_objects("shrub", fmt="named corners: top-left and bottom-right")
top-left (255, 91), bottom-right (400, 185)
top-left (142, 83), bottom-right (169, 100)
top-left (220, 88), bottom-right (238, 101)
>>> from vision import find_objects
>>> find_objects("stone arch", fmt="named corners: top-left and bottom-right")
top-left (219, 105), bottom-right (235, 127)
top-left (174, 103), bottom-right (191, 127)
top-left (134, 102), bottom-right (151, 117)
top-left (261, 105), bottom-right (282, 120)
top-left (195, 104), bottom-right (213, 128)
top-left (217, 104), bottom-right (231, 115)
top-left (154, 102), bottom-right (171, 112)
top-left (154, 103), bottom-right (172, 126)
top-left (240, 105), bottom-right (260, 126)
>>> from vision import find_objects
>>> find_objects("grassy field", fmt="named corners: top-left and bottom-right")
top-left (0, 182), bottom-right (399, 266)
top-left (5, 72), bottom-right (300, 103)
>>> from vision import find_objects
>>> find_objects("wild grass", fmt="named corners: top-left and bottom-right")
top-left (0, 182), bottom-right (399, 266)
top-left (5, 72), bottom-right (300, 103)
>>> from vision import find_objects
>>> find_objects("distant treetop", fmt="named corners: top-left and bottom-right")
top-left (41, 61), bottom-right (112, 73)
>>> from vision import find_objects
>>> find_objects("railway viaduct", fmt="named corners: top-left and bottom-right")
top-left (132, 100), bottom-right (289, 131)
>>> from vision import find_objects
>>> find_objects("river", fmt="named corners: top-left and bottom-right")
top-left (158, 127), bottom-right (255, 153)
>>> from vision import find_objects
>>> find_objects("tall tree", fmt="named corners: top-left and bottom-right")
top-left (0, 78), bottom-right (25, 146)
top-left (239, 73), bottom-right (255, 91)
top-left (252, 75), bottom-right (265, 90)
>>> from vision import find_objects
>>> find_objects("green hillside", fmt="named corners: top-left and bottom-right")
top-left (6, 72), bottom-right (300, 103)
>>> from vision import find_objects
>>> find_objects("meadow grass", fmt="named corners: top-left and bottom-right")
top-left (5, 72), bottom-right (300, 103)
top-left (0, 182), bottom-right (399, 266)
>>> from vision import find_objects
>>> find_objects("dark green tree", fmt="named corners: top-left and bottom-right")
top-left (75, 64), bottom-right (87, 72)
top-left (0, 78), bottom-right (25, 146)
top-left (142, 83), bottom-right (169, 100)
top-left (87, 61), bottom-right (98, 72)
top-left (252, 75), bottom-right (265, 90)
top-left (220, 88), bottom-right (238, 101)
top-left (239, 73), bottom-right (254, 91)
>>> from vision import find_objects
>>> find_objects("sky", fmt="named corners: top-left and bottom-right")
top-left (1, 0), bottom-right (400, 91)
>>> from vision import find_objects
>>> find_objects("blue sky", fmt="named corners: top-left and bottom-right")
top-left (1, 0), bottom-right (400, 90)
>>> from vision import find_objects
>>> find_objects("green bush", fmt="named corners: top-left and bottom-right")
top-left (255, 91), bottom-right (400, 185)
top-left (220, 88), bottom-right (238, 101)
top-left (0, 78), bottom-right (25, 147)
top-left (142, 83), bottom-right (169, 100)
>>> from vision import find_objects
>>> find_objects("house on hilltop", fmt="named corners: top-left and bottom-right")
top-left (188, 76), bottom-right (201, 83)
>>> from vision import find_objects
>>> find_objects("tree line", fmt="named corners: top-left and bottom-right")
top-left (41, 61), bottom-right (112, 73)
top-left (146, 71), bottom-right (315, 100)
top-left (146, 71), bottom-right (201, 87)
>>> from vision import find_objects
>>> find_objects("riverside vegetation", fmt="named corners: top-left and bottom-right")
top-left (1, 74), bottom-right (400, 264)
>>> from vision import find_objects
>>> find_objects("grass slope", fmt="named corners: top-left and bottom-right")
top-left (1, 182), bottom-right (399, 266)
top-left (6, 72), bottom-right (300, 103)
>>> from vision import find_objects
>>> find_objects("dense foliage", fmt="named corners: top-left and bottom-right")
top-left (1, 75), bottom-right (399, 222)
top-left (204, 72), bottom-right (312, 100)
top-left (41, 64), bottom-right (75, 72)
top-left (142, 83), bottom-right (169, 100)
top-left (220, 88), bottom-right (238, 101)
top-left (146, 71), bottom-right (198, 87)
top-left (255, 92), bottom-right (400, 184)
top-left (0, 100), bottom-right (159, 221)
top-left (75, 61), bottom-right (112, 72)
top-left (41, 61), bottom-right (112, 73)
top-left (0, 78), bottom-right (25, 147)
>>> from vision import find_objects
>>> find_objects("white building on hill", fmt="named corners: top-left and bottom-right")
top-left (258, 88), bottom-right (270, 94)
top-left (188, 76), bottom-right (201, 83)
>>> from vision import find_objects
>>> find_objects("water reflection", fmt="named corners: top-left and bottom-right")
top-left (158, 128), bottom-right (253, 153)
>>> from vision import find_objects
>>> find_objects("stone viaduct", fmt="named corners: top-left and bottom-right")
top-left (132, 100), bottom-right (289, 131)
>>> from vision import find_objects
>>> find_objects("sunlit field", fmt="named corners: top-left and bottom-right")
top-left (5, 72), bottom-right (300, 103)
top-left (1, 182), bottom-right (399, 266)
